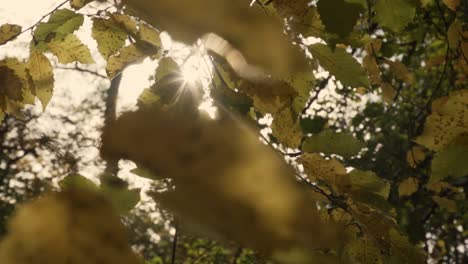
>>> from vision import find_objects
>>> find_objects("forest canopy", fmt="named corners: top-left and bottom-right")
top-left (0, 0), bottom-right (467, 263)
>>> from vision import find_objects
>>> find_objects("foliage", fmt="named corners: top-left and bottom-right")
top-left (0, 0), bottom-right (467, 263)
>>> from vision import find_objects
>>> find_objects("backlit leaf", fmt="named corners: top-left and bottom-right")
top-left (47, 34), bottom-right (94, 64)
top-left (92, 17), bottom-right (128, 59)
top-left (271, 107), bottom-right (303, 148)
top-left (70, 0), bottom-right (94, 10)
top-left (302, 129), bottom-right (365, 158)
top-left (139, 23), bottom-right (161, 48)
top-left (308, 43), bottom-right (370, 88)
top-left (0, 24), bottom-right (21, 45)
top-left (125, 0), bottom-right (308, 77)
top-left (27, 51), bottom-right (54, 109)
top-left (374, 0), bottom-right (416, 32)
top-left (106, 43), bottom-right (154, 78)
top-left (442, 0), bottom-right (460, 11)
top-left (33, 8), bottom-right (83, 48)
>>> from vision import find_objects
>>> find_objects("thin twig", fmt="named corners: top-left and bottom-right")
top-left (56, 66), bottom-right (108, 79)
top-left (3, 0), bottom-right (69, 44)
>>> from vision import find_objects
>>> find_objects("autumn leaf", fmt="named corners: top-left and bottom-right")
top-left (27, 51), bottom-right (55, 109)
top-left (302, 129), bottom-right (365, 158)
top-left (47, 34), bottom-right (94, 64)
top-left (0, 24), bottom-right (22, 45)
top-left (92, 17), bottom-right (128, 59)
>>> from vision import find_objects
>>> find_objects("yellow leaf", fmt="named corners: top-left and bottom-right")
top-left (447, 19), bottom-right (461, 50)
top-left (125, 0), bottom-right (308, 77)
top-left (385, 59), bottom-right (414, 85)
top-left (432, 196), bottom-right (457, 213)
top-left (398, 177), bottom-right (419, 198)
top-left (27, 51), bottom-right (54, 109)
top-left (106, 43), bottom-right (155, 78)
top-left (0, 189), bottom-right (141, 264)
top-left (406, 146), bottom-right (426, 168)
top-left (139, 23), bottom-right (161, 48)
top-left (299, 153), bottom-right (350, 194)
top-left (92, 17), bottom-right (128, 59)
top-left (271, 108), bottom-right (303, 148)
top-left (47, 34), bottom-right (94, 64)
top-left (70, 0), bottom-right (93, 10)
top-left (381, 82), bottom-right (396, 104)
top-left (110, 13), bottom-right (138, 36)
top-left (0, 24), bottom-right (21, 45)
top-left (415, 89), bottom-right (468, 151)
top-left (0, 58), bottom-right (35, 105)
top-left (442, 0), bottom-right (460, 11)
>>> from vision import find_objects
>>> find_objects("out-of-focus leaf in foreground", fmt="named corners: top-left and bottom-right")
top-left (101, 108), bottom-right (346, 262)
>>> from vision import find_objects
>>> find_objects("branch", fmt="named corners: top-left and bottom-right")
top-left (171, 222), bottom-right (179, 264)
top-left (2, 0), bottom-right (69, 44)
top-left (56, 65), bottom-right (107, 79)
top-left (103, 73), bottom-right (122, 175)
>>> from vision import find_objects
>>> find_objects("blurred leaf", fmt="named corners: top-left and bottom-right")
top-left (317, 0), bottom-right (362, 38)
top-left (432, 196), bottom-right (457, 212)
top-left (302, 129), bottom-right (365, 158)
top-left (381, 83), bottom-right (396, 104)
top-left (125, 0), bottom-right (308, 77)
top-left (27, 51), bottom-right (54, 109)
top-left (70, 0), bottom-right (94, 10)
top-left (442, 0), bottom-right (460, 11)
top-left (106, 43), bottom-right (156, 78)
top-left (308, 44), bottom-right (370, 88)
top-left (138, 23), bottom-right (161, 48)
top-left (0, 24), bottom-right (21, 45)
top-left (300, 116), bottom-right (328, 134)
top-left (0, 189), bottom-right (141, 264)
top-left (59, 174), bottom-right (98, 191)
top-left (374, 0), bottom-right (416, 32)
top-left (349, 169), bottom-right (390, 199)
top-left (406, 146), bottom-right (426, 168)
top-left (399, 177), bottom-right (419, 198)
top-left (47, 34), bottom-right (95, 64)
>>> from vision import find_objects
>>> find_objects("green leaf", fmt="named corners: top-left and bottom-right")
top-left (33, 9), bottom-right (83, 44)
top-left (374, 0), bottom-right (416, 32)
top-left (302, 129), bottom-right (365, 158)
top-left (317, 0), bottom-right (362, 38)
top-left (137, 88), bottom-right (161, 108)
top-left (130, 166), bottom-right (159, 180)
top-left (271, 107), bottom-right (303, 148)
top-left (154, 57), bottom-right (178, 83)
top-left (27, 51), bottom-right (54, 109)
top-left (300, 116), bottom-right (328, 134)
top-left (92, 17), bottom-right (128, 59)
top-left (0, 24), bottom-right (22, 45)
top-left (308, 44), bottom-right (370, 88)
top-left (101, 184), bottom-right (141, 214)
top-left (432, 196), bottom-right (457, 212)
top-left (430, 145), bottom-right (468, 184)
top-left (349, 169), bottom-right (390, 199)
top-left (59, 174), bottom-right (98, 191)
top-left (47, 34), bottom-right (94, 64)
